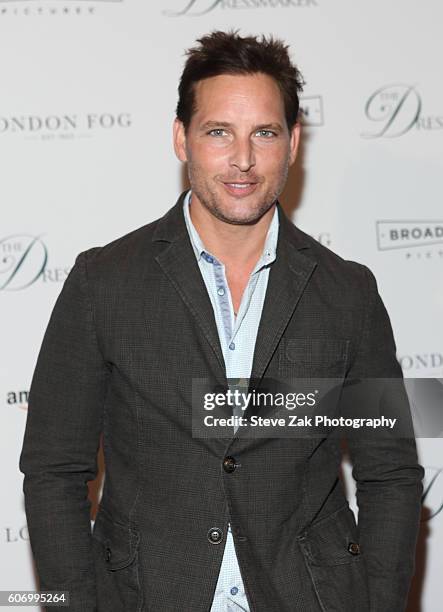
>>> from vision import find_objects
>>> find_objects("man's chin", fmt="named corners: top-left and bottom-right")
top-left (214, 208), bottom-right (270, 226)
top-left (215, 197), bottom-right (276, 226)
top-left (194, 188), bottom-right (275, 225)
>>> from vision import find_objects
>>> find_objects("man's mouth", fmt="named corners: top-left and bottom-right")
top-left (222, 181), bottom-right (258, 197)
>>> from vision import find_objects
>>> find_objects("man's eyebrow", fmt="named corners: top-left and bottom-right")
top-left (199, 120), bottom-right (284, 132)
top-left (199, 121), bottom-right (233, 131)
top-left (254, 123), bottom-right (284, 132)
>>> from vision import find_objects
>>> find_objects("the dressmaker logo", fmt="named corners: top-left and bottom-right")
top-left (362, 84), bottom-right (443, 138)
top-left (0, 235), bottom-right (48, 290)
top-left (0, 0), bottom-right (123, 18)
top-left (0, 112), bottom-right (132, 141)
top-left (376, 220), bottom-right (443, 260)
top-left (0, 234), bottom-right (70, 291)
top-left (299, 96), bottom-right (324, 127)
top-left (422, 467), bottom-right (443, 521)
top-left (163, 0), bottom-right (318, 17)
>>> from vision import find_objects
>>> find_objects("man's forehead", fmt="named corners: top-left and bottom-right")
top-left (192, 73), bottom-right (285, 118)
top-left (194, 72), bottom-right (281, 95)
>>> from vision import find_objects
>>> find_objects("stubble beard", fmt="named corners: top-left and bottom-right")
top-left (187, 159), bottom-right (290, 226)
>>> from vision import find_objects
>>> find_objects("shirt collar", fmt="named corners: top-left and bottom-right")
top-left (183, 189), bottom-right (279, 270)
top-left (183, 190), bottom-right (207, 262)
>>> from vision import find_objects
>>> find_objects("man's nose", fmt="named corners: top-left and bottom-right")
top-left (230, 137), bottom-right (256, 172)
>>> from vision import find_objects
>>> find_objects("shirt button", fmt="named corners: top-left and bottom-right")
top-left (217, 287), bottom-right (225, 296)
top-left (207, 527), bottom-right (223, 544)
top-left (230, 586), bottom-right (239, 596)
top-left (229, 342), bottom-right (235, 351)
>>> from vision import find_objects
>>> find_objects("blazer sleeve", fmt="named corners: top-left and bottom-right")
top-left (344, 265), bottom-right (424, 612)
top-left (19, 249), bottom-right (107, 612)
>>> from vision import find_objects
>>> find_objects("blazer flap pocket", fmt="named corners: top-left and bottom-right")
top-left (299, 504), bottom-right (361, 567)
top-left (285, 338), bottom-right (349, 369)
top-left (92, 508), bottom-right (140, 570)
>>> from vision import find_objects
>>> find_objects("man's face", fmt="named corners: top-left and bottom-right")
top-left (174, 72), bottom-right (300, 225)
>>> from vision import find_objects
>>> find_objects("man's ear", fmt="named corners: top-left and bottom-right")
top-left (173, 118), bottom-right (188, 163)
top-left (288, 122), bottom-right (301, 167)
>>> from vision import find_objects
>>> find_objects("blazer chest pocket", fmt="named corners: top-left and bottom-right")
top-left (279, 338), bottom-right (349, 379)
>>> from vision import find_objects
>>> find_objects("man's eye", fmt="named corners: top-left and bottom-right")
top-left (208, 129), bottom-right (227, 137)
top-left (256, 129), bottom-right (276, 138)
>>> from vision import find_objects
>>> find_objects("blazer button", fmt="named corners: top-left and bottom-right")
top-left (223, 456), bottom-right (237, 473)
top-left (207, 527), bottom-right (223, 544)
top-left (105, 547), bottom-right (112, 563)
top-left (348, 542), bottom-right (360, 555)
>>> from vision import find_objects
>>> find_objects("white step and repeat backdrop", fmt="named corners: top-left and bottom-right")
top-left (1, 1), bottom-right (442, 610)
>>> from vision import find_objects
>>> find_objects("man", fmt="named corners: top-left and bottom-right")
top-left (20, 31), bottom-right (423, 611)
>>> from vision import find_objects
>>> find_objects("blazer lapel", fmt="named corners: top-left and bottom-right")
top-left (246, 206), bottom-right (317, 412)
top-left (152, 193), bottom-right (230, 457)
top-left (153, 192), bottom-right (226, 381)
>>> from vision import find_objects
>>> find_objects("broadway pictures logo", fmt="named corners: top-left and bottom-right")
top-left (164, 0), bottom-right (318, 17)
top-left (0, 0), bottom-right (123, 18)
top-left (0, 112), bottom-right (132, 141)
top-left (362, 84), bottom-right (443, 138)
top-left (0, 234), bottom-right (70, 291)
top-left (376, 220), bottom-right (443, 260)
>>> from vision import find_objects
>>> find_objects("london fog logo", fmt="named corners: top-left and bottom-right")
top-left (0, 0), bottom-right (122, 18)
top-left (362, 84), bottom-right (443, 138)
top-left (400, 353), bottom-right (443, 375)
top-left (164, 0), bottom-right (318, 17)
top-left (3, 525), bottom-right (29, 543)
top-left (0, 112), bottom-right (132, 141)
top-left (376, 220), bottom-right (443, 260)
top-left (0, 235), bottom-right (70, 290)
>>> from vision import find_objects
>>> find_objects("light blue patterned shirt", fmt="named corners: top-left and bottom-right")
top-left (183, 190), bottom-right (278, 612)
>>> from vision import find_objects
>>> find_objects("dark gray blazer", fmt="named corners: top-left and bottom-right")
top-left (20, 191), bottom-right (424, 612)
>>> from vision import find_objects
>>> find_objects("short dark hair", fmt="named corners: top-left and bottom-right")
top-left (176, 30), bottom-right (304, 131)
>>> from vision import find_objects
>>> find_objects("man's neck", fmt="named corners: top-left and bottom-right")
top-left (188, 193), bottom-right (276, 270)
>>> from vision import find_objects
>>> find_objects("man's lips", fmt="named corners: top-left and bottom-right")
top-left (221, 181), bottom-right (259, 197)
